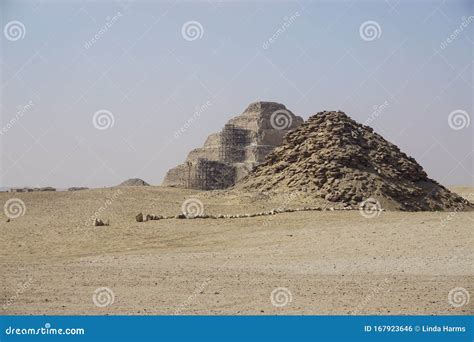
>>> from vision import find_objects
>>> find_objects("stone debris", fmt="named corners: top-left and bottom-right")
top-left (136, 213), bottom-right (144, 222)
top-left (134, 205), bottom-right (373, 222)
top-left (236, 111), bottom-right (473, 211)
top-left (93, 218), bottom-right (109, 226)
top-left (162, 101), bottom-right (303, 190)
top-left (136, 212), bottom-right (172, 222)
top-left (146, 214), bottom-right (164, 221)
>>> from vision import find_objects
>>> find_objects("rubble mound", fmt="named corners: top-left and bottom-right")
top-left (118, 178), bottom-right (150, 187)
top-left (237, 111), bottom-right (472, 211)
top-left (162, 101), bottom-right (303, 190)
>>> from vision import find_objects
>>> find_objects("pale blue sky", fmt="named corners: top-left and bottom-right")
top-left (1, 0), bottom-right (472, 188)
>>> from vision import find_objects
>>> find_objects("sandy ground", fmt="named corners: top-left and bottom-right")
top-left (0, 186), bottom-right (473, 315)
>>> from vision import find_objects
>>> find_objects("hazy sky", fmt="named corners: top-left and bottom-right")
top-left (1, 0), bottom-right (472, 188)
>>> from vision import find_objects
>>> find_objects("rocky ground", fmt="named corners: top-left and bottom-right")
top-left (1, 186), bottom-right (472, 315)
top-left (237, 111), bottom-right (472, 211)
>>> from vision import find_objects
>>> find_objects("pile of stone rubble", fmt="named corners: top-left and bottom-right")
top-left (237, 111), bottom-right (472, 211)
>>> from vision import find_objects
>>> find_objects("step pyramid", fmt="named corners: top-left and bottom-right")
top-left (162, 102), bottom-right (303, 190)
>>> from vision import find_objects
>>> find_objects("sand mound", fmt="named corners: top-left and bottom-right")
top-left (118, 178), bottom-right (150, 186)
top-left (237, 111), bottom-right (472, 211)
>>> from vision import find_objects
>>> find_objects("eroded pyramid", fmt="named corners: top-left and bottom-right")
top-left (237, 111), bottom-right (472, 211)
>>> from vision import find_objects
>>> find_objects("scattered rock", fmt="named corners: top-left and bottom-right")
top-left (136, 213), bottom-right (144, 222)
top-left (94, 218), bottom-right (109, 226)
top-left (134, 206), bottom-right (363, 222)
top-left (145, 214), bottom-right (163, 221)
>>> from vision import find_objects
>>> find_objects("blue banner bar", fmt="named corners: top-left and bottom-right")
top-left (1, 316), bottom-right (472, 342)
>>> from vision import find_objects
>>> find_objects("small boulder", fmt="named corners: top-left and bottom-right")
top-left (94, 218), bottom-right (109, 226)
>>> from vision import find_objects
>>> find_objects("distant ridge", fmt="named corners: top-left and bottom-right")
top-left (118, 178), bottom-right (150, 186)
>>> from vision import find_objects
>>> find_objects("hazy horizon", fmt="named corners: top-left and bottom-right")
top-left (1, 0), bottom-right (473, 188)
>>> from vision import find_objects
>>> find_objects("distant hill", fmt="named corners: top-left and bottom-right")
top-left (118, 178), bottom-right (150, 186)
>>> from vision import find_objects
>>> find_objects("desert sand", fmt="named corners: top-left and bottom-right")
top-left (1, 186), bottom-right (473, 315)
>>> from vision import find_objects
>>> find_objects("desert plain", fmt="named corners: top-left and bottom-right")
top-left (0, 186), bottom-right (472, 315)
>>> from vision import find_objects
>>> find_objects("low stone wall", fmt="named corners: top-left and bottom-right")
top-left (135, 206), bottom-right (383, 222)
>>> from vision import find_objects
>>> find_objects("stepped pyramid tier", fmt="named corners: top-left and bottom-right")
top-left (162, 102), bottom-right (304, 190)
top-left (236, 110), bottom-right (473, 211)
